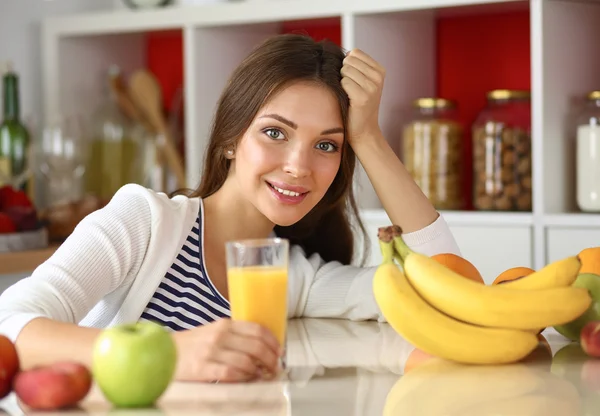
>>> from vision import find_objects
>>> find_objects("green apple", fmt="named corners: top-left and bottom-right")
top-left (554, 273), bottom-right (600, 341)
top-left (92, 321), bottom-right (177, 408)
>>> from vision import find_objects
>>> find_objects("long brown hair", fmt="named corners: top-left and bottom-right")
top-left (185, 34), bottom-right (369, 266)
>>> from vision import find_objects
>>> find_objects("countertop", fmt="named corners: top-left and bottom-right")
top-left (0, 318), bottom-right (595, 415)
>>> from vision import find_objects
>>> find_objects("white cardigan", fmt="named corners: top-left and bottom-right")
top-left (0, 184), bottom-right (461, 342)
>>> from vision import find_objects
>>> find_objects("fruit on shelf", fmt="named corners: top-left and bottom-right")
top-left (393, 232), bottom-right (591, 331)
top-left (493, 267), bottom-right (535, 285)
top-left (373, 226), bottom-right (539, 365)
top-left (92, 321), bottom-right (177, 408)
top-left (0, 213), bottom-right (17, 234)
top-left (579, 247), bottom-right (600, 275)
top-left (554, 273), bottom-right (600, 341)
top-left (4, 205), bottom-right (38, 232)
top-left (430, 253), bottom-right (484, 283)
top-left (0, 187), bottom-right (32, 209)
top-left (0, 184), bottom-right (40, 233)
top-left (495, 257), bottom-right (581, 290)
top-left (0, 335), bottom-right (19, 399)
top-left (13, 361), bottom-right (92, 410)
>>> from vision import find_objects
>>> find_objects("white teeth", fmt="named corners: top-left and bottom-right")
top-left (271, 184), bottom-right (301, 197)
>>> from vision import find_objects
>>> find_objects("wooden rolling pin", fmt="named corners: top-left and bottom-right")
top-left (128, 70), bottom-right (187, 189)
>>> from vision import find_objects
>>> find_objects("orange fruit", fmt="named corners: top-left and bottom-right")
top-left (579, 247), bottom-right (600, 275)
top-left (432, 253), bottom-right (485, 284)
top-left (492, 266), bottom-right (535, 285)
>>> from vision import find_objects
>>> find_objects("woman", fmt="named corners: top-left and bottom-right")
top-left (0, 34), bottom-right (460, 383)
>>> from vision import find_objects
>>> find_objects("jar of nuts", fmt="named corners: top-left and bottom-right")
top-left (403, 98), bottom-right (464, 210)
top-left (472, 90), bottom-right (532, 211)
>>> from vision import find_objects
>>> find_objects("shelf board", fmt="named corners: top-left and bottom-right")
top-left (44, 0), bottom-right (526, 36)
top-left (359, 209), bottom-right (534, 226)
top-left (0, 244), bottom-right (60, 276)
top-left (543, 213), bottom-right (600, 227)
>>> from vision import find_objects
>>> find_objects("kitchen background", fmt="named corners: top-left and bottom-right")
top-left (0, 0), bottom-right (599, 291)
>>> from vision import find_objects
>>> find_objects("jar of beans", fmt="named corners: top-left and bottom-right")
top-left (403, 98), bottom-right (465, 210)
top-left (472, 90), bottom-right (532, 211)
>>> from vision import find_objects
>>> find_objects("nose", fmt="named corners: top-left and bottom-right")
top-left (283, 144), bottom-right (312, 179)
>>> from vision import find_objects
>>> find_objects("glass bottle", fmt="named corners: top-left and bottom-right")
top-left (402, 98), bottom-right (464, 210)
top-left (86, 66), bottom-right (144, 202)
top-left (0, 62), bottom-right (31, 197)
top-left (575, 91), bottom-right (600, 212)
top-left (472, 90), bottom-right (532, 211)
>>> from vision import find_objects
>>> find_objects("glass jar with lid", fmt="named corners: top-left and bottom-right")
top-left (472, 89), bottom-right (532, 211)
top-left (402, 98), bottom-right (465, 210)
top-left (575, 91), bottom-right (600, 212)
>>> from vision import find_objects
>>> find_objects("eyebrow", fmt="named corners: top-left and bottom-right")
top-left (259, 113), bottom-right (344, 135)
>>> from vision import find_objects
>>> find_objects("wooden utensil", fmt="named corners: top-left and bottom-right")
top-left (128, 70), bottom-right (187, 189)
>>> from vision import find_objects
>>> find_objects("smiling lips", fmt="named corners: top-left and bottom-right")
top-left (266, 181), bottom-right (309, 204)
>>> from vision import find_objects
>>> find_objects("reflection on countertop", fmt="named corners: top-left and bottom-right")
top-left (0, 318), bottom-right (596, 415)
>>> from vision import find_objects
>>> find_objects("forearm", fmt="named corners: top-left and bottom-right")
top-left (353, 130), bottom-right (439, 233)
top-left (15, 317), bottom-right (101, 370)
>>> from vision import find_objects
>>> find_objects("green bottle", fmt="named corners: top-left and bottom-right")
top-left (0, 62), bottom-right (31, 195)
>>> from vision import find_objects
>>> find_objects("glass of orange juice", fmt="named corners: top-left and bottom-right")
top-left (225, 238), bottom-right (289, 351)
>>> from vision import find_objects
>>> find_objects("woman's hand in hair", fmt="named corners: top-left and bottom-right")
top-left (172, 318), bottom-right (284, 383)
top-left (340, 48), bottom-right (386, 145)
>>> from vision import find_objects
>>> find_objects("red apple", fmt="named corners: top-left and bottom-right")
top-left (0, 335), bottom-right (19, 399)
top-left (4, 206), bottom-right (38, 232)
top-left (581, 321), bottom-right (600, 357)
top-left (1, 188), bottom-right (32, 209)
top-left (13, 361), bottom-right (92, 410)
top-left (0, 213), bottom-right (17, 234)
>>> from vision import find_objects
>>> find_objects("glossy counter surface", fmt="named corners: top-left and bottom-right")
top-left (0, 318), bottom-right (594, 415)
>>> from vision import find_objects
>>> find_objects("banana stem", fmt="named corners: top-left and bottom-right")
top-left (391, 226), bottom-right (413, 264)
top-left (378, 226), bottom-right (395, 264)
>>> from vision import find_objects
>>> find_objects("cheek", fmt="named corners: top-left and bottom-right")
top-left (313, 156), bottom-right (341, 188)
top-left (237, 137), bottom-right (279, 177)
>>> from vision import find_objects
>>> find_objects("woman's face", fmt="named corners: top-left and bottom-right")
top-left (230, 81), bottom-right (344, 227)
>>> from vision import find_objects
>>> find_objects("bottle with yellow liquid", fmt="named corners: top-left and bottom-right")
top-left (86, 66), bottom-right (145, 202)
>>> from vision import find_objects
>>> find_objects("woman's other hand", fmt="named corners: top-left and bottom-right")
top-left (340, 48), bottom-right (386, 145)
top-left (173, 319), bottom-right (283, 383)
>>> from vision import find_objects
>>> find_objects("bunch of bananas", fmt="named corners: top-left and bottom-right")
top-left (373, 225), bottom-right (592, 365)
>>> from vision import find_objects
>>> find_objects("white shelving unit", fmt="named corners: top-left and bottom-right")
top-left (41, 0), bottom-right (600, 282)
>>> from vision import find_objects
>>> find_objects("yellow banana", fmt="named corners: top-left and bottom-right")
top-left (373, 261), bottom-right (539, 365)
top-left (500, 256), bottom-right (581, 290)
top-left (400, 250), bottom-right (592, 330)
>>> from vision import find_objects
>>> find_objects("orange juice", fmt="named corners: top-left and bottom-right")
top-left (227, 265), bottom-right (288, 345)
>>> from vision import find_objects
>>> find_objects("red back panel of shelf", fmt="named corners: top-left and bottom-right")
top-left (145, 11), bottom-right (530, 210)
top-left (437, 10), bottom-right (531, 209)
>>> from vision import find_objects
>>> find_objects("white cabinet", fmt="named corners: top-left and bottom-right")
top-left (357, 210), bottom-right (532, 283)
top-left (546, 227), bottom-right (600, 263)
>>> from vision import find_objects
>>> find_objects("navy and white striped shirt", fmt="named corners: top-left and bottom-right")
top-left (138, 202), bottom-right (231, 331)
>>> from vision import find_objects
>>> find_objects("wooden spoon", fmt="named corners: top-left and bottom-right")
top-left (128, 70), bottom-right (187, 189)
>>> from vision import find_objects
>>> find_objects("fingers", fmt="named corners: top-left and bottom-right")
top-left (223, 332), bottom-right (281, 374)
top-left (346, 48), bottom-right (385, 74)
top-left (341, 48), bottom-right (385, 100)
top-left (229, 320), bottom-right (282, 356)
top-left (201, 360), bottom-right (256, 383)
top-left (343, 54), bottom-right (383, 86)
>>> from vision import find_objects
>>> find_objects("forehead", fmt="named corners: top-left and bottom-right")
top-left (258, 81), bottom-right (342, 122)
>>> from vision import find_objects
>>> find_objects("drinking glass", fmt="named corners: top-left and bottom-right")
top-left (225, 238), bottom-right (289, 353)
